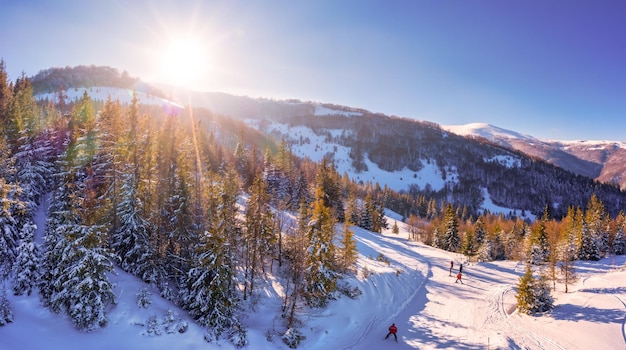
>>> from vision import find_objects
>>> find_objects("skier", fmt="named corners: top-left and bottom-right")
top-left (455, 272), bottom-right (463, 284)
top-left (449, 260), bottom-right (454, 276)
top-left (385, 323), bottom-right (398, 342)
top-left (459, 263), bottom-right (463, 274)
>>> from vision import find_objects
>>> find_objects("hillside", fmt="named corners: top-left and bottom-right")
top-left (2, 200), bottom-right (625, 349)
top-left (35, 81), bottom-right (626, 220)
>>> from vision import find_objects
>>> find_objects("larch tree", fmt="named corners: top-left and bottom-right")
top-left (242, 174), bottom-right (275, 300)
top-left (338, 218), bottom-right (358, 274)
top-left (304, 186), bottom-right (338, 307)
top-left (557, 207), bottom-right (578, 293)
top-left (282, 197), bottom-right (309, 328)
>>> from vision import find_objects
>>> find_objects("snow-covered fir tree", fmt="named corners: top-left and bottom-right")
top-left (0, 178), bottom-right (22, 279)
top-left (611, 211), bottom-right (626, 255)
top-left (578, 220), bottom-right (601, 261)
top-left (12, 220), bottom-right (40, 296)
top-left (0, 284), bottom-right (13, 326)
top-left (441, 204), bottom-right (460, 252)
top-left (112, 172), bottom-right (161, 284)
top-left (527, 210), bottom-right (551, 265)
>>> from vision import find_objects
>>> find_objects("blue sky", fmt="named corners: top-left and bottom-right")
top-left (1, 0), bottom-right (625, 141)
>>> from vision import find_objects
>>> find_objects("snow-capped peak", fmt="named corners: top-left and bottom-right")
top-left (442, 123), bottom-right (538, 143)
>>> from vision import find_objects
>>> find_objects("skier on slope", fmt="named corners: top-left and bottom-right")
top-left (455, 272), bottom-right (463, 284)
top-left (449, 260), bottom-right (454, 276)
top-left (385, 323), bottom-right (398, 342)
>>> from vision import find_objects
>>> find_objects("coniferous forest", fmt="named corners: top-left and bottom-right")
top-left (1, 63), bottom-right (625, 346)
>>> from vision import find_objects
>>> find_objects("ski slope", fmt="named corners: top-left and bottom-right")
top-left (0, 202), bottom-right (625, 349)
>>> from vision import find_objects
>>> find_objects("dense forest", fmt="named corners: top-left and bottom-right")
top-left (0, 63), bottom-right (625, 347)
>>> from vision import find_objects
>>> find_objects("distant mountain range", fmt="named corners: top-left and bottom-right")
top-left (443, 123), bottom-right (626, 190)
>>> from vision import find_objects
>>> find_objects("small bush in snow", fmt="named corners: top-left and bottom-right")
top-left (282, 328), bottom-right (306, 349)
top-left (337, 283), bottom-right (362, 299)
top-left (229, 325), bottom-right (248, 348)
top-left (145, 315), bottom-right (161, 336)
top-left (136, 286), bottom-right (152, 309)
top-left (361, 266), bottom-right (373, 279)
top-left (376, 253), bottom-right (390, 265)
top-left (144, 310), bottom-right (188, 336)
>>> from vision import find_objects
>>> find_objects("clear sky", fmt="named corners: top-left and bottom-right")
top-left (1, 0), bottom-right (625, 141)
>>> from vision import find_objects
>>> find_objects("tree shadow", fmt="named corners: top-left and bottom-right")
top-left (550, 303), bottom-right (624, 324)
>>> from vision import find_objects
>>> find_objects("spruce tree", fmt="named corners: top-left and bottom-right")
top-left (12, 220), bottom-right (40, 296)
top-left (0, 285), bottom-right (13, 326)
top-left (516, 264), bottom-right (554, 315)
top-left (527, 209), bottom-right (551, 265)
top-left (442, 204), bottom-right (460, 252)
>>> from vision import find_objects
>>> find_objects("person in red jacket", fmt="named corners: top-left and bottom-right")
top-left (385, 323), bottom-right (398, 342)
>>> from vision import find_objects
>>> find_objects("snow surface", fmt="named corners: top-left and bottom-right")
top-left (0, 200), bottom-right (623, 349)
top-left (314, 106), bottom-right (363, 117)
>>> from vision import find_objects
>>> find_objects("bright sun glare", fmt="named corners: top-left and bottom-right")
top-left (159, 37), bottom-right (208, 89)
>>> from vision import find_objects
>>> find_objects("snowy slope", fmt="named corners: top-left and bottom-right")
top-left (1, 201), bottom-right (624, 349)
top-left (37, 86), bottom-right (184, 111)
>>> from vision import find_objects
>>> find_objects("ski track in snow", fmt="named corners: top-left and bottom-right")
top-left (335, 229), bottom-right (601, 350)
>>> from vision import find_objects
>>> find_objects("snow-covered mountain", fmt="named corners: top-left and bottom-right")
top-left (443, 123), bottom-right (626, 190)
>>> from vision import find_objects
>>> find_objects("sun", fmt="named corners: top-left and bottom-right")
top-left (159, 36), bottom-right (208, 89)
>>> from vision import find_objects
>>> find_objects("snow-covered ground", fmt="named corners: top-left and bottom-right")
top-left (1, 201), bottom-right (624, 349)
